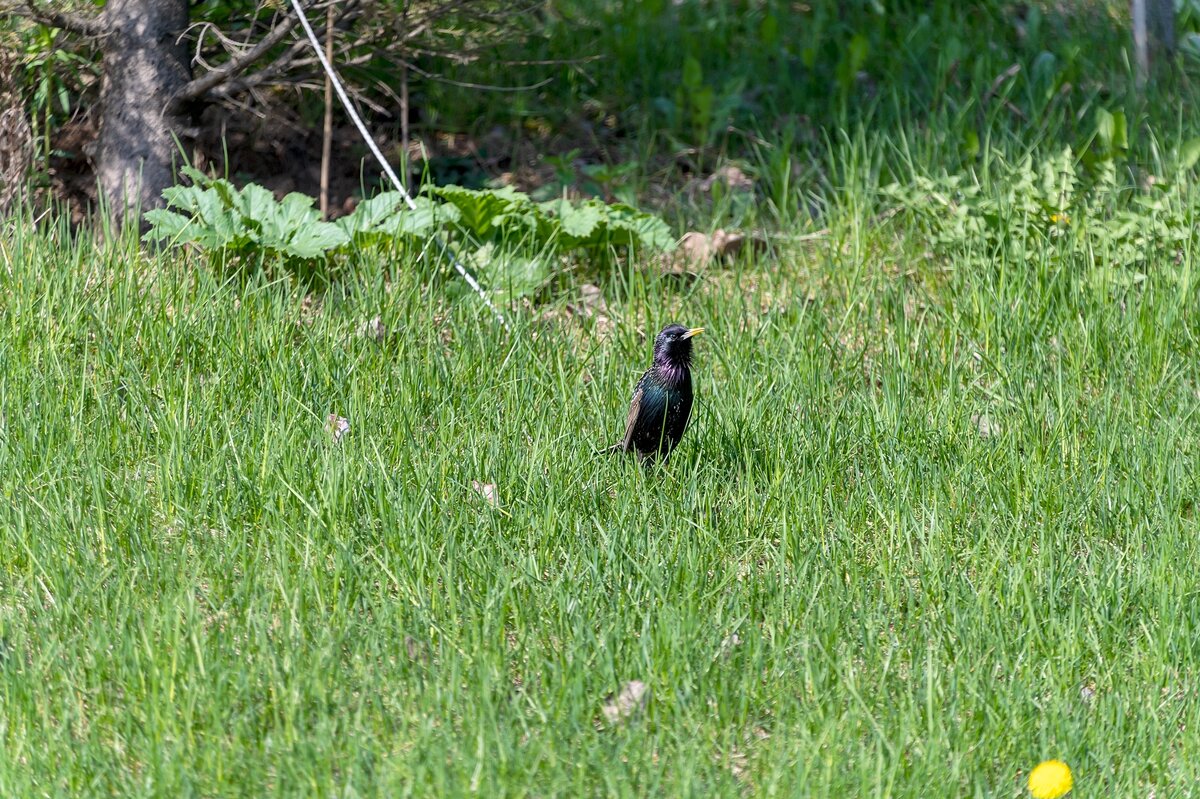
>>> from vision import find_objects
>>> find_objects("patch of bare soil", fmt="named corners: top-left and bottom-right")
top-left (37, 97), bottom-right (670, 219)
top-left (35, 93), bottom-right (815, 235)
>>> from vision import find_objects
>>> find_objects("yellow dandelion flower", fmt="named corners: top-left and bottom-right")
top-left (1028, 759), bottom-right (1073, 799)
top-left (1049, 213), bottom-right (1070, 225)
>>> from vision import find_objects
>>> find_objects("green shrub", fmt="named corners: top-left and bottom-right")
top-left (881, 146), bottom-right (1200, 287)
top-left (144, 169), bottom-right (675, 297)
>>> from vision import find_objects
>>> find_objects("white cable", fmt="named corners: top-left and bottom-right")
top-left (287, 0), bottom-right (509, 330)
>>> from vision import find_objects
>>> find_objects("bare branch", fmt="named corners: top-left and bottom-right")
top-left (11, 0), bottom-right (106, 37)
top-left (174, 9), bottom-right (301, 103)
top-left (181, 0), bottom-right (553, 112)
top-left (202, 0), bottom-right (364, 101)
top-left (400, 59), bottom-right (553, 92)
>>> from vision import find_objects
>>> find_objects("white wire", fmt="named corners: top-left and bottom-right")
top-left (287, 0), bottom-right (509, 330)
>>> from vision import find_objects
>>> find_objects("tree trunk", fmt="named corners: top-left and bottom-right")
top-left (95, 0), bottom-right (191, 226)
top-left (1132, 0), bottom-right (1174, 88)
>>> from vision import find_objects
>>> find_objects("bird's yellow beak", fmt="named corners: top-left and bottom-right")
top-left (682, 327), bottom-right (704, 339)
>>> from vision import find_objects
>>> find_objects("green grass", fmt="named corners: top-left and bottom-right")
top-left (3, 154), bottom-right (1200, 796)
top-left (6, 3), bottom-right (1200, 794)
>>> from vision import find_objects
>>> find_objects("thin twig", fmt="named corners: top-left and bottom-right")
top-left (174, 9), bottom-right (301, 103)
top-left (15, 0), bottom-right (106, 37)
top-left (981, 63), bottom-right (1021, 107)
top-left (287, 0), bottom-right (509, 330)
top-left (319, 1), bottom-right (333, 218)
top-left (203, 0), bottom-right (362, 101)
top-left (398, 59), bottom-right (554, 92)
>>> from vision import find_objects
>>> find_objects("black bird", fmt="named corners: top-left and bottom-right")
top-left (613, 323), bottom-right (704, 460)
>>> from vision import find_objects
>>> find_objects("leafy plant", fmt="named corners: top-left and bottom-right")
top-left (4, 21), bottom-right (98, 171)
top-left (334, 192), bottom-right (457, 244)
top-left (531, 152), bottom-right (640, 204)
top-left (144, 170), bottom-right (675, 296)
top-left (1179, 0), bottom-right (1200, 60)
top-left (653, 56), bottom-right (747, 152)
top-left (882, 146), bottom-right (1200, 285)
top-left (579, 161), bottom-right (639, 203)
top-left (428, 184), bottom-right (674, 252)
top-left (144, 167), bottom-right (349, 272)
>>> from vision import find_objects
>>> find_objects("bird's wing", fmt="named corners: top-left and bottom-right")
top-left (620, 386), bottom-right (643, 451)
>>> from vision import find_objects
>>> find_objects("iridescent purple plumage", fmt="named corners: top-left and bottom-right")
top-left (614, 323), bottom-right (704, 460)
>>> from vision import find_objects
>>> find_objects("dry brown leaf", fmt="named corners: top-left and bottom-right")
top-left (664, 228), bottom-right (762, 273)
top-left (601, 680), bottom-right (649, 725)
top-left (578, 283), bottom-right (607, 314)
top-left (700, 164), bottom-right (754, 193)
top-left (359, 315), bottom-right (386, 343)
top-left (971, 413), bottom-right (999, 439)
top-left (727, 747), bottom-right (750, 782)
top-left (326, 414), bottom-right (350, 443)
top-left (403, 635), bottom-right (432, 664)
top-left (711, 229), bottom-right (748, 258)
top-left (472, 480), bottom-right (498, 507)
top-left (677, 231), bottom-right (715, 268)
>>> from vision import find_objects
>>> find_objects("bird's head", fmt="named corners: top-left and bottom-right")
top-left (653, 323), bottom-right (704, 369)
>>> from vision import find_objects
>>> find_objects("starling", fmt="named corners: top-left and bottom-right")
top-left (613, 323), bottom-right (704, 460)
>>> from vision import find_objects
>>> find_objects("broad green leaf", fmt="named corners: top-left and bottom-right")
top-left (434, 185), bottom-right (530, 237)
top-left (237, 183), bottom-right (280, 233)
top-left (489, 254), bottom-right (551, 302)
top-left (179, 165), bottom-right (207, 185)
top-left (194, 189), bottom-right (239, 247)
top-left (1181, 139), bottom-right (1200, 170)
top-left (143, 209), bottom-right (194, 243)
top-left (163, 184), bottom-right (212, 215)
top-left (339, 192), bottom-right (406, 236)
top-left (847, 33), bottom-right (870, 72)
top-left (286, 221), bottom-right (349, 260)
top-left (268, 193), bottom-right (323, 247)
top-left (1095, 108), bottom-right (1115, 151)
top-left (759, 13), bottom-right (779, 46)
top-left (277, 192), bottom-right (320, 226)
top-left (207, 177), bottom-right (239, 211)
top-left (380, 197), bottom-right (457, 238)
top-left (160, 184), bottom-right (192, 211)
top-left (1110, 110), bottom-right (1128, 151)
top-left (606, 204), bottom-right (675, 250)
top-left (491, 208), bottom-right (540, 238)
top-left (541, 198), bottom-right (603, 239)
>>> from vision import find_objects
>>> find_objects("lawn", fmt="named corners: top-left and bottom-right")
top-left (5, 1), bottom-right (1200, 795)
top-left (3, 154), bottom-right (1200, 795)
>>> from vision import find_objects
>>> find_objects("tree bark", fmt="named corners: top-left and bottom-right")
top-left (95, 0), bottom-right (191, 226)
top-left (1132, 0), bottom-right (1174, 88)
